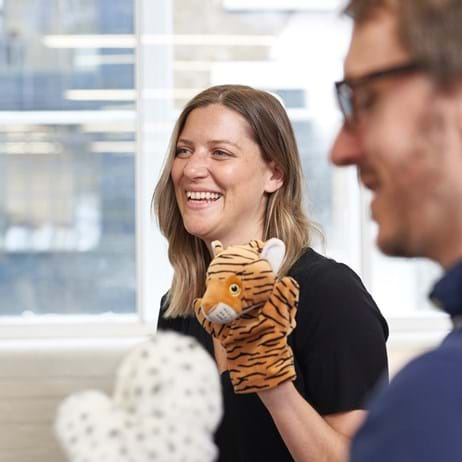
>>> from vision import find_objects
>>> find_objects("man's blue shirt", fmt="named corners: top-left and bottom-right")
top-left (350, 261), bottom-right (462, 462)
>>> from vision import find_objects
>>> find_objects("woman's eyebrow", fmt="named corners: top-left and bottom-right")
top-left (177, 138), bottom-right (242, 150)
top-left (208, 139), bottom-right (242, 150)
top-left (176, 137), bottom-right (194, 146)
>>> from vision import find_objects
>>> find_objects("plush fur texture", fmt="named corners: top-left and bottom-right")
top-left (195, 239), bottom-right (299, 393)
top-left (55, 332), bottom-right (222, 462)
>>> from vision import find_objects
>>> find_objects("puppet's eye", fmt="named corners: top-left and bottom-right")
top-left (229, 283), bottom-right (241, 296)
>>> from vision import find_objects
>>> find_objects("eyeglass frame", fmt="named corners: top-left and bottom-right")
top-left (335, 61), bottom-right (425, 129)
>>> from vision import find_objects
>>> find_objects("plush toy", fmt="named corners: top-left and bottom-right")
top-left (195, 238), bottom-right (299, 394)
top-left (54, 331), bottom-right (222, 462)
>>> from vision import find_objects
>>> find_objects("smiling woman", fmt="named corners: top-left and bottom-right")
top-left (153, 84), bottom-right (309, 320)
top-left (152, 84), bottom-right (389, 462)
top-left (171, 103), bottom-right (282, 248)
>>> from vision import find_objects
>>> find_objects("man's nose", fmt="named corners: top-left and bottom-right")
top-left (330, 123), bottom-right (364, 166)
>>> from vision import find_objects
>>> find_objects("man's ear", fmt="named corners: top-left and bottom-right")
top-left (264, 161), bottom-right (284, 193)
top-left (455, 83), bottom-right (462, 136)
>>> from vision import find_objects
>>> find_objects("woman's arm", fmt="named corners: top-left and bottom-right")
top-left (258, 381), bottom-right (366, 462)
top-left (263, 257), bottom-right (387, 461)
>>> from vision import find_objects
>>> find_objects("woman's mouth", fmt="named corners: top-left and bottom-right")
top-left (186, 191), bottom-right (223, 202)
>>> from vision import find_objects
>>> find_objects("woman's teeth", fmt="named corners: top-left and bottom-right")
top-left (186, 191), bottom-right (222, 201)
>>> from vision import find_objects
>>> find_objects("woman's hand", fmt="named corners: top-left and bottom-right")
top-left (195, 276), bottom-right (299, 393)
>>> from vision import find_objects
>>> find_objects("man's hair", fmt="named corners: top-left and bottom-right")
top-left (344, 0), bottom-right (462, 85)
top-left (153, 84), bottom-right (314, 318)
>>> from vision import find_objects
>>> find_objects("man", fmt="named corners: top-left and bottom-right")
top-left (330, 0), bottom-right (462, 461)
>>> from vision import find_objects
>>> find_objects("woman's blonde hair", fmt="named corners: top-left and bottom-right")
top-left (153, 84), bottom-right (314, 318)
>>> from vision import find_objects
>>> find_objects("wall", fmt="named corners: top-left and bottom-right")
top-left (0, 340), bottom-right (131, 462)
top-left (0, 336), bottom-right (444, 462)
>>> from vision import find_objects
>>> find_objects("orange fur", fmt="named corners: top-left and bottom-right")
top-left (195, 240), bottom-right (299, 393)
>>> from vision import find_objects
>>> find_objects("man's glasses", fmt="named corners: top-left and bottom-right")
top-left (335, 62), bottom-right (424, 129)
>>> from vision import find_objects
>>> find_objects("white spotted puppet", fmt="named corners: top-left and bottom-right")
top-left (55, 331), bottom-right (222, 462)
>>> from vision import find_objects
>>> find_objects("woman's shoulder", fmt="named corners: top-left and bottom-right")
top-left (288, 247), bottom-right (359, 285)
top-left (157, 292), bottom-right (184, 332)
top-left (289, 248), bottom-right (388, 338)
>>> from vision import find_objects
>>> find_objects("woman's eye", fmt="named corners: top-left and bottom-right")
top-left (175, 147), bottom-right (190, 158)
top-left (213, 149), bottom-right (231, 159)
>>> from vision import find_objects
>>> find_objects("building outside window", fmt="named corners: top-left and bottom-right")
top-left (0, 0), bottom-right (448, 340)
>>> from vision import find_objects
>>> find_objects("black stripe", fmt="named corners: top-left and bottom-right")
top-left (274, 286), bottom-right (291, 305)
top-left (234, 371), bottom-right (266, 380)
top-left (252, 282), bottom-right (274, 290)
top-left (218, 254), bottom-right (250, 260)
top-left (217, 324), bottom-right (226, 337)
top-left (262, 312), bottom-right (286, 328)
top-left (242, 275), bottom-right (271, 281)
top-left (264, 339), bottom-right (285, 348)
top-left (229, 350), bottom-right (280, 361)
top-left (268, 297), bottom-right (290, 322)
top-left (209, 262), bottom-right (248, 267)
top-left (261, 332), bottom-right (285, 343)
top-left (239, 269), bottom-right (273, 277)
top-left (229, 319), bottom-right (268, 337)
top-left (252, 288), bottom-right (273, 296)
top-left (263, 345), bottom-right (287, 354)
top-left (236, 329), bottom-right (275, 345)
top-left (207, 270), bottom-right (232, 276)
top-left (264, 370), bottom-right (295, 381)
top-left (232, 360), bottom-right (267, 368)
top-left (227, 351), bottom-right (255, 360)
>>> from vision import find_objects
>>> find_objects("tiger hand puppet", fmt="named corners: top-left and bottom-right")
top-left (194, 238), bottom-right (299, 394)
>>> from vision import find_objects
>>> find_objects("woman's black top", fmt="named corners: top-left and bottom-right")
top-left (158, 248), bottom-right (389, 461)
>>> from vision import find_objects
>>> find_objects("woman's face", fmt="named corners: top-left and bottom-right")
top-left (171, 103), bottom-right (282, 248)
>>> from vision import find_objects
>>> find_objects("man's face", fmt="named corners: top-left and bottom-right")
top-left (330, 9), bottom-right (462, 267)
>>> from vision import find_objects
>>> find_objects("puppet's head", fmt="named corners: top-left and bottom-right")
top-left (196, 238), bottom-right (286, 324)
top-left (54, 332), bottom-right (222, 462)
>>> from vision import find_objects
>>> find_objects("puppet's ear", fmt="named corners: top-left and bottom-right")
top-left (211, 241), bottom-right (223, 257)
top-left (261, 238), bottom-right (286, 274)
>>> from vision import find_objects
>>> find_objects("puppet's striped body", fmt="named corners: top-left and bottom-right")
top-left (195, 240), bottom-right (299, 393)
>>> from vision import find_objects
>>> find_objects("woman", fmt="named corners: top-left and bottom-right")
top-left (153, 84), bottom-right (388, 461)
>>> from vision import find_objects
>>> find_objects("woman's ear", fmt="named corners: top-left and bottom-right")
top-left (264, 161), bottom-right (284, 193)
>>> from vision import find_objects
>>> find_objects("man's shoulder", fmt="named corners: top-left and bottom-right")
top-left (371, 339), bottom-right (462, 415)
top-left (393, 338), bottom-right (462, 388)
top-left (351, 340), bottom-right (462, 461)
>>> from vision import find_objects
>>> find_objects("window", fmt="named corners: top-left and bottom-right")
top-left (0, 0), bottom-right (137, 320)
top-left (0, 0), bottom-right (450, 341)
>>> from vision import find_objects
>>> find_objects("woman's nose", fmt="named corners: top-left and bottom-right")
top-left (183, 152), bottom-right (209, 179)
